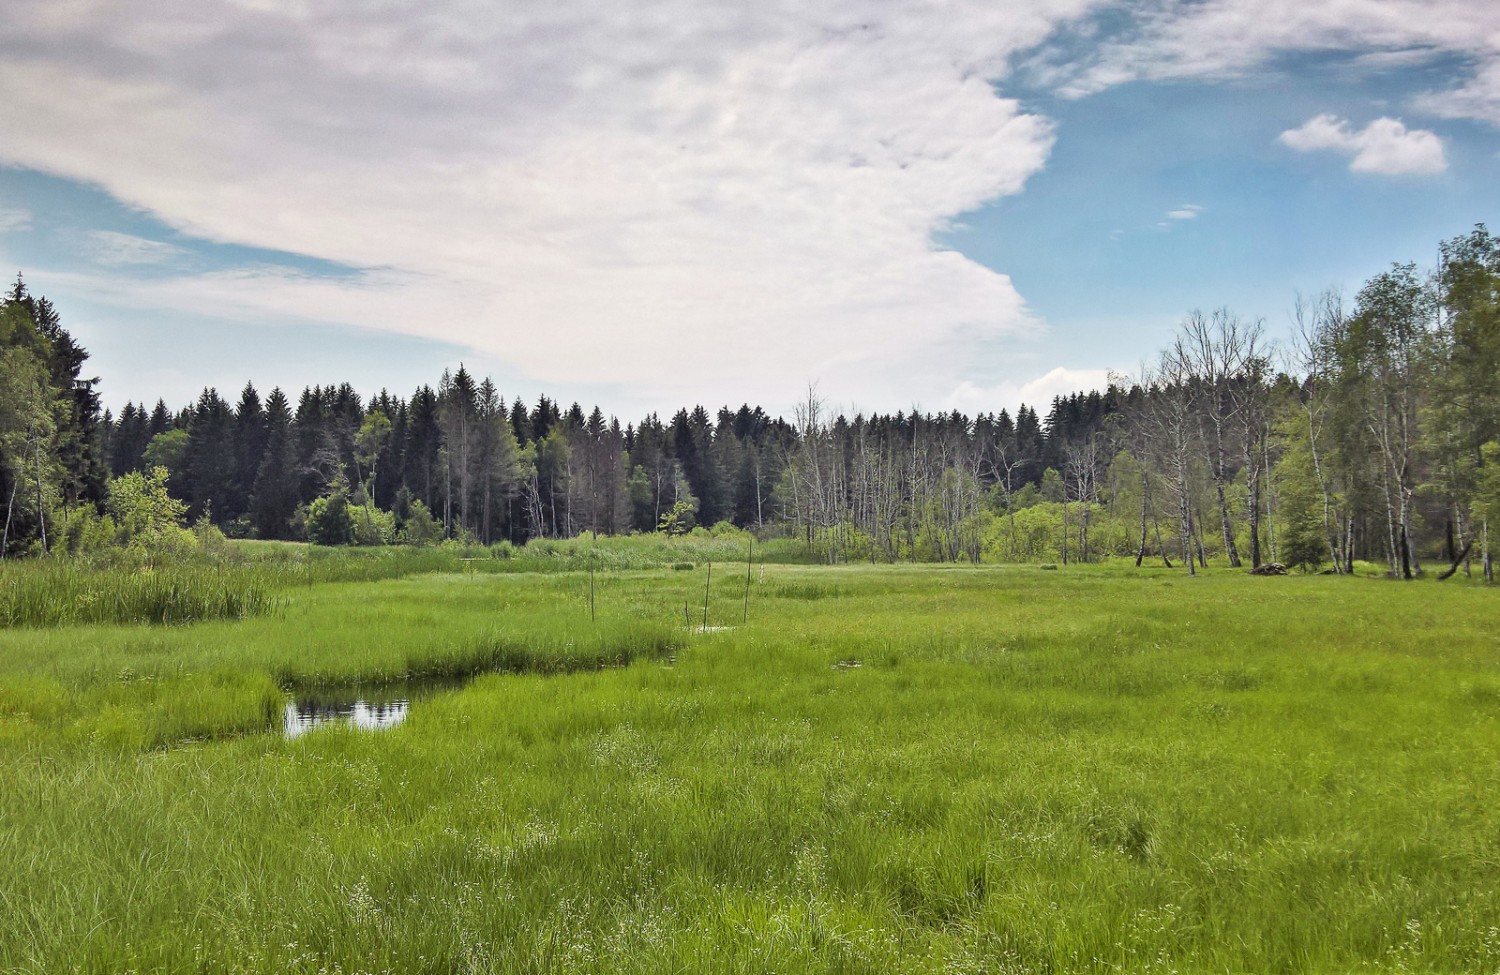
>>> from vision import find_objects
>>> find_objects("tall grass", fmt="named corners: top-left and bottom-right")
top-left (0, 561), bottom-right (282, 628)
top-left (1, 564), bottom-right (1497, 971)
top-left (0, 531), bottom-right (806, 628)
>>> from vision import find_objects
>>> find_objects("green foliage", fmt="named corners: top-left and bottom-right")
top-left (658, 498), bottom-right (697, 536)
top-left (56, 506), bottom-right (117, 556)
top-left (306, 479), bottom-right (357, 546)
top-left (108, 466), bottom-right (187, 541)
top-left (1009, 481), bottom-right (1041, 510)
top-left (141, 428), bottom-right (188, 476)
top-left (1474, 442), bottom-right (1500, 535)
top-left (1274, 417), bottom-right (1330, 570)
top-left (982, 501), bottom-right (1127, 563)
top-left (397, 500), bottom-right (442, 546)
top-left (351, 503), bottom-right (397, 546)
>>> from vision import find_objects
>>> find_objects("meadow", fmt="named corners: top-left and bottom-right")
top-left (1, 544), bottom-right (1497, 974)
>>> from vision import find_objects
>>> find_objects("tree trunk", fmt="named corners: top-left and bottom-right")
top-left (1135, 471), bottom-right (1149, 568)
top-left (1, 477), bottom-right (17, 558)
top-left (1060, 500), bottom-right (1069, 565)
top-left (1306, 408), bottom-right (1341, 573)
top-left (1484, 519), bottom-right (1493, 583)
top-left (1180, 492), bottom-right (1195, 577)
top-left (1213, 467), bottom-right (1240, 567)
top-left (34, 439), bottom-right (48, 556)
top-left (1244, 436), bottom-right (1262, 568)
top-left (1438, 541), bottom-right (1474, 581)
top-left (1152, 505), bottom-right (1172, 568)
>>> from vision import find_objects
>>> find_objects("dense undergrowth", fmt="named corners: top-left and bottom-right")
top-left (1, 562), bottom-right (1497, 973)
top-left (0, 531), bottom-right (807, 628)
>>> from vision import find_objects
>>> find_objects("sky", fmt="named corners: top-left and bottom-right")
top-left (0, 0), bottom-right (1497, 421)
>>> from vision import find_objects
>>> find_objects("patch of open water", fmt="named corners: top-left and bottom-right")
top-left (281, 656), bottom-right (652, 738)
top-left (284, 695), bottom-right (410, 738)
top-left (281, 680), bottom-right (462, 738)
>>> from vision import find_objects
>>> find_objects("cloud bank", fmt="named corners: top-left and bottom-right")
top-left (1279, 114), bottom-right (1448, 174)
top-left (0, 0), bottom-right (1106, 409)
top-left (1, 0), bottom-right (1493, 413)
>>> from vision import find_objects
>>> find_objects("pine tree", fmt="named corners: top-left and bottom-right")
top-left (232, 383), bottom-right (268, 522)
top-left (183, 388), bottom-right (236, 522)
top-left (251, 388), bottom-right (299, 539)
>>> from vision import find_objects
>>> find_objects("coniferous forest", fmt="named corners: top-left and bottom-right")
top-left (4, 224), bottom-right (1499, 578)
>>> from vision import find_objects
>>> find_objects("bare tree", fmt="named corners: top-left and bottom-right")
top-left (1144, 349), bottom-right (1201, 575)
top-left (1177, 310), bottom-right (1255, 567)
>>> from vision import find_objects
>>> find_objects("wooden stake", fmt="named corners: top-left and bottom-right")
top-left (743, 538), bottom-right (753, 624)
top-left (702, 561), bottom-right (712, 630)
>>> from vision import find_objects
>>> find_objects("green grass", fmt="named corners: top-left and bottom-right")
top-left (0, 561), bottom-right (1497, 972)
top-left (0, 532), bottom-right (805, 628)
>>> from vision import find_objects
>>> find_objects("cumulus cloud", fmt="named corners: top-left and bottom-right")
top-left (0, 0), bottom-right (1106, 410)
top-left (945, 366), bottom-right (1113, 415)
top-left (1278, 114), bottom-right (1447, 174)
top-left (0, 208), bottom-right (32, 233)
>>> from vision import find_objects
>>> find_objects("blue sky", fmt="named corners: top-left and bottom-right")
top-left (1, 0), bottom-right (1497, 419)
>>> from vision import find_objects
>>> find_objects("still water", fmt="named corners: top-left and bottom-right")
top-left (283, 688), bottom-right (412, 738)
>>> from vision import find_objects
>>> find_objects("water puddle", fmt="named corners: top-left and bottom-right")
top-left (281, 657), bottom-right (651, 738)
top-left (283, 686), bottom-right (420, 738)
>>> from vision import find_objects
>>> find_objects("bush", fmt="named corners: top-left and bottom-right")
top-left (58, 507), bottom-right (117, 556)
top-left (108, 467), bottom-right (187, 544)
top-left (306, 484), bottom-right (357, 546)
top-left (398, 501), bottom-right (442, 546)
top-left (351, 505), bottom-right (397, 546)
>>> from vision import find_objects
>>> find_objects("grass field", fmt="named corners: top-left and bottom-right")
top-left (1, 553), bottom-right (1497, 973)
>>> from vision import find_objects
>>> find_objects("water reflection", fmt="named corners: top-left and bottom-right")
top-left (284, 693), bottom-right (410, 738)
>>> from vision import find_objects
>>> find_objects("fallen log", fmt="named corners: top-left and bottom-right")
top-left (1437, 541), bottom-right (1475, 581)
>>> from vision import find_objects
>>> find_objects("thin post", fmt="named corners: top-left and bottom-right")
top-left (589, 554), bottom-right (596, 623)
top-left (702, 561), bottom-right (711, 630)
top-left (743, 538), bottom-right (753, 624)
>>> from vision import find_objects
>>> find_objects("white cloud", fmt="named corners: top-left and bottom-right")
top-left (0, 0), bottom-right (1106, 410)
top-left (945, 366), bottom-right (1113, 415)
top-left (0, 208), bottom-right (32, 233)
top-left (1166, 204), bottom-right (1201, 220)
top-left (1415, 60), bottom-right (1500, 126)
top-left (1278, 113), bottom-right (1447, 175)
top-left (83, 230), bottom-right (188, 266)
top-left (1055, 0), bottom-right (1500, 129)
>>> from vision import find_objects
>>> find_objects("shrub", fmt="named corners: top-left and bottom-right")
top-left (306, 483), bottom-right (357, 546)
top-left (398, 500), bottom-right (442, 546)
top-left (351, 505), bottom-right (397, 546)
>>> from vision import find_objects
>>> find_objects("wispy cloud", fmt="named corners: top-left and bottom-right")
top-left (0, 208), bottom-right (32, 233)
top-left (1052, 0), bottom-right (1500, 130)
top-left (1415, 60), bottom-right (1500, 126)
top-left (1278, 114), bottom-right (1447, 175)
top-left (83, 230), bottom-right (188, 266)
top-left (1166, 204), bottom-right (1202, 220)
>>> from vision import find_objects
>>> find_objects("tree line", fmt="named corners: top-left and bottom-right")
top-left (2, 224), bottom-right (1497, 576)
